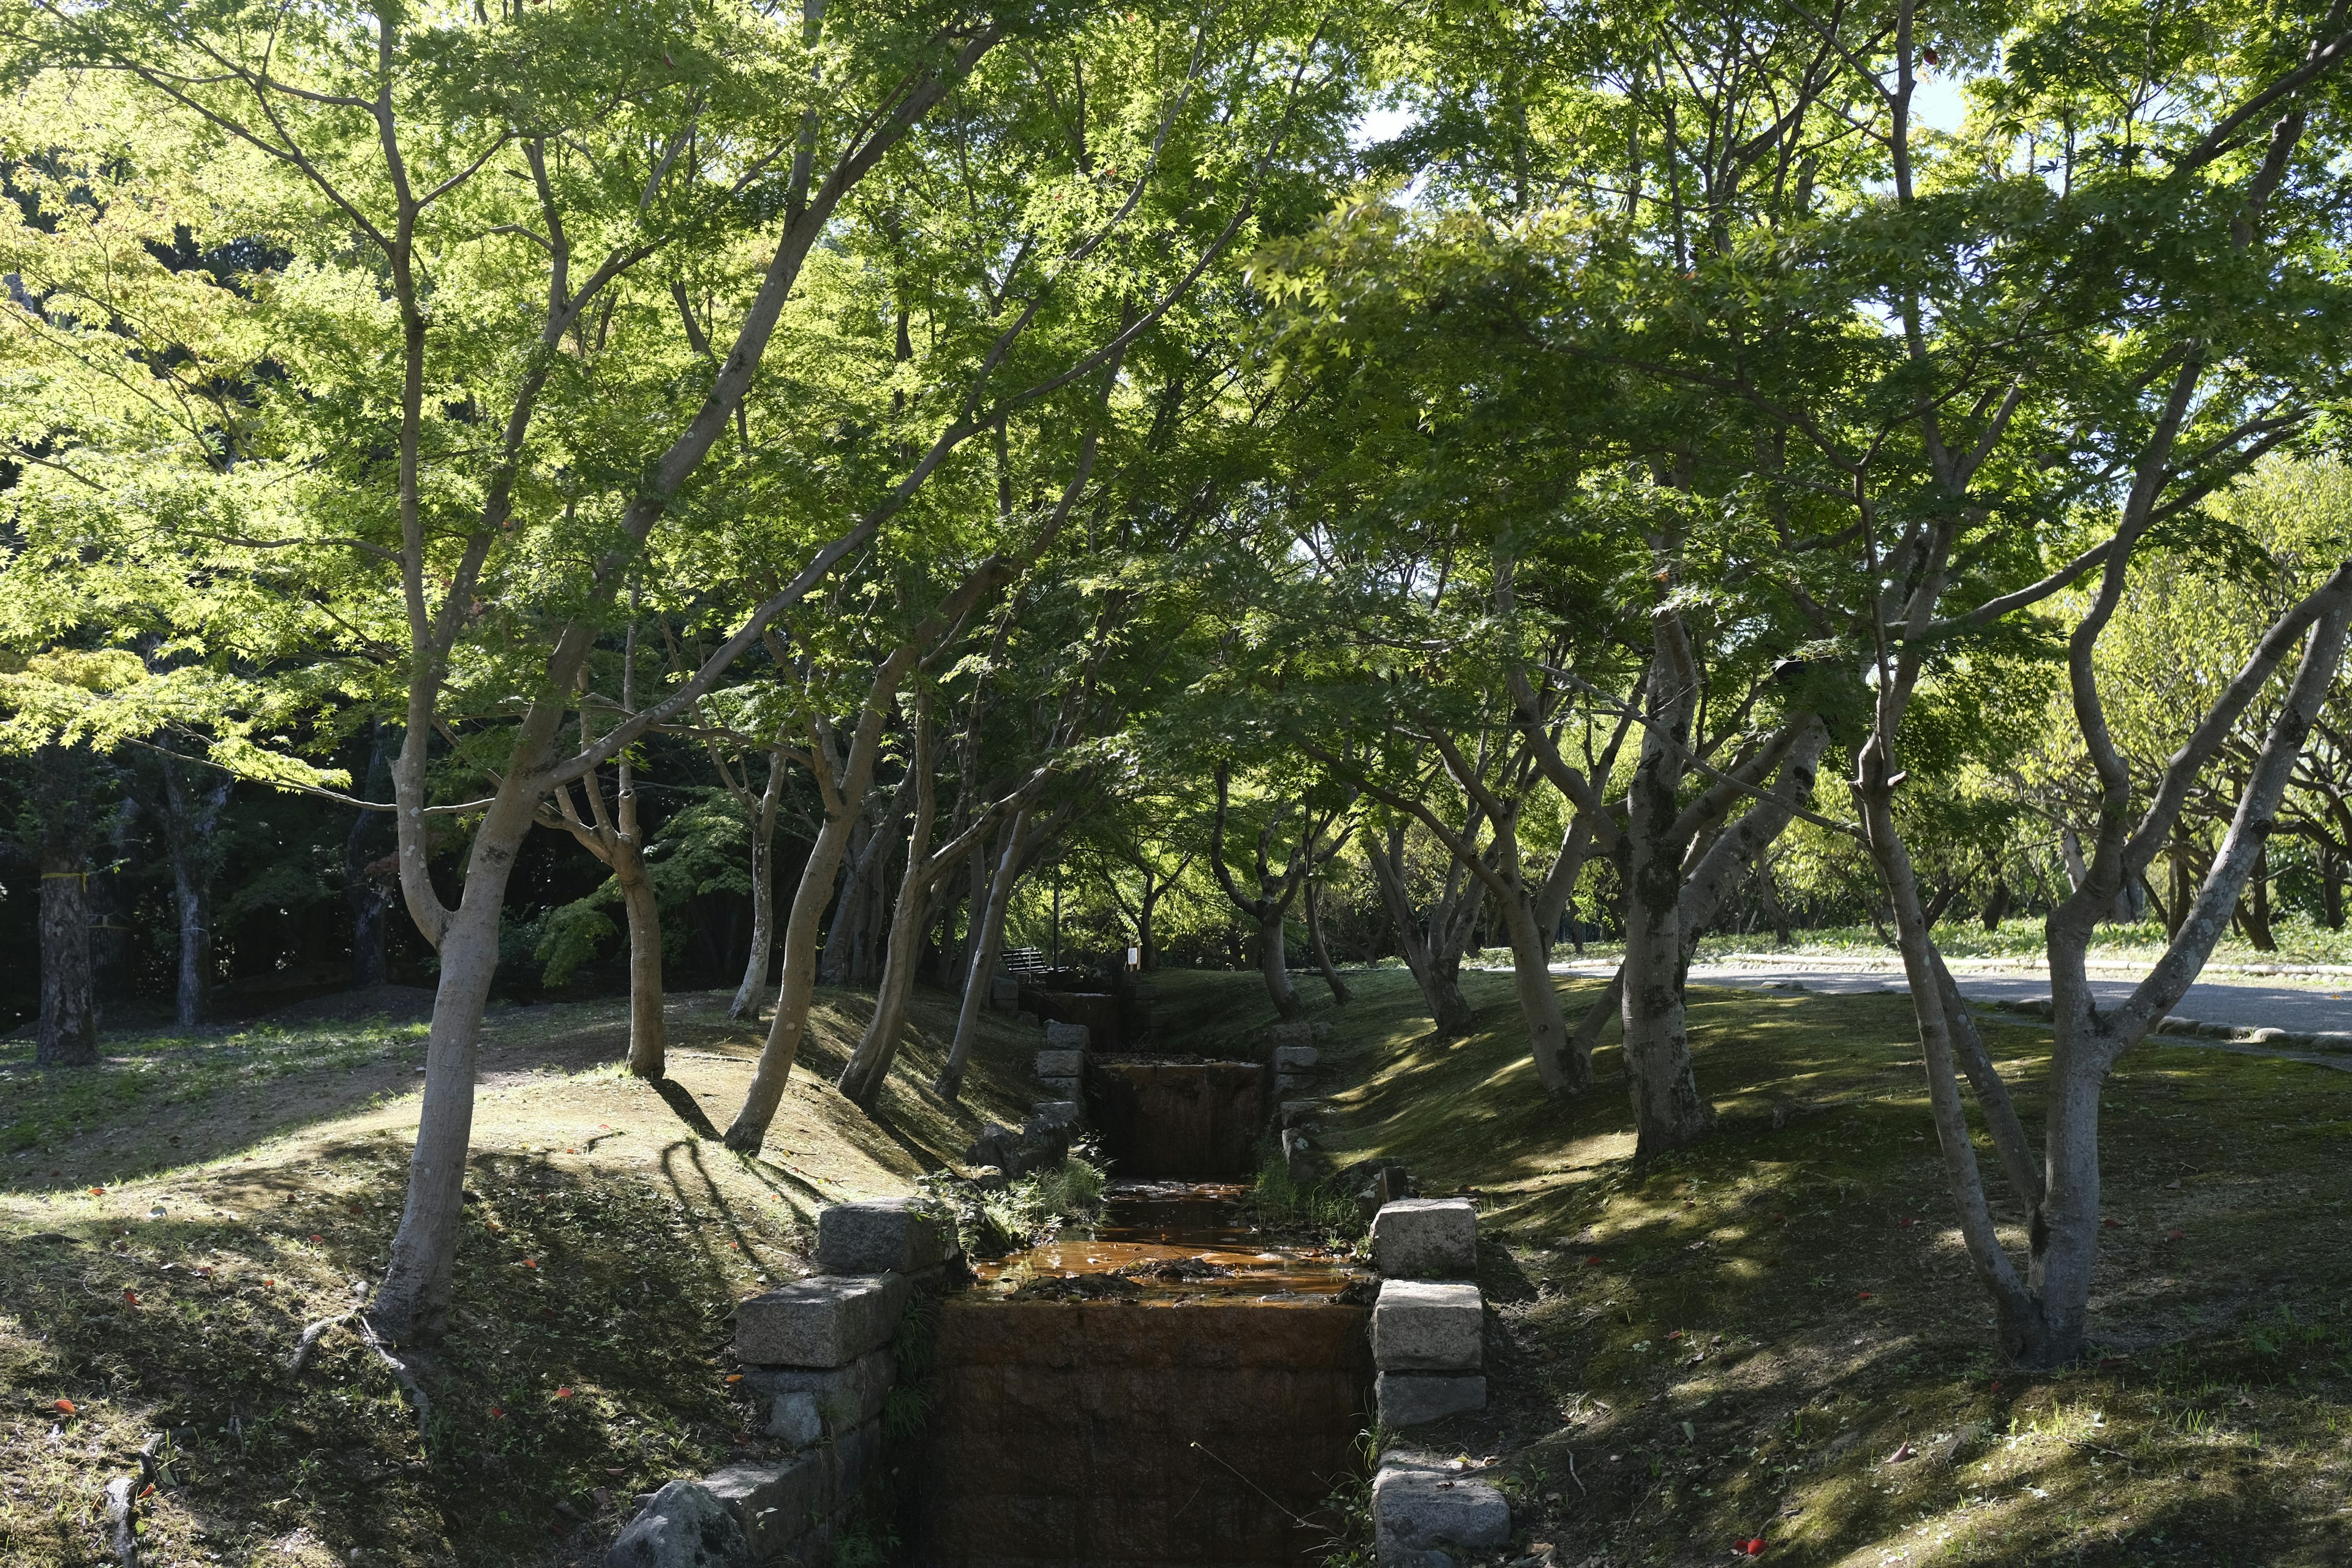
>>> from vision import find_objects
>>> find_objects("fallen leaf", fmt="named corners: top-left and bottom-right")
top-left (53, 1399), bottom-right (75, 1415)
top-left (1989, 1380), bottom-right (2002, 1394)
top-left (1856, 1291), bottom-right (1874, 1301)
top-left (2101, 1218), bottom-right (2121, 1229)
top-left (89, 1187), bottom-right (104, 1196)
top-left (309, 1234), bottom-right (323, 1243)
top-left (523, 1259), bottom-right (538, 1268)
top-left (554, 1387), bottom-right (573, 1399)
top-left (2100, 1355), bottom-right (2128, 1368)
top-left (1665, 1329), bottom-right (1684, 1341)
top-left (725, 1374), bottom-right (744, 1384)
top-left (2165, 1229), bottom-right (2186, 1242)
top-left (490, 1406), bottom-right (505, 1418)
top-left (1737, 1537), bottom-right (1768, 1556)
top-left (1583, 1256), bottom-right (1604, 1267)
top-left (1887, 1442), bottom-right (1914, 1463)
top-left (2163, 1178), bottom-right (2182, 1189)
top-left (138, 1483), bottom-right (154, 1499)
top-left (121, 1289), bottom-right (139, 1306)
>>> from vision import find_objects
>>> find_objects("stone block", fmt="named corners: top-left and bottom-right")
top-left (1264, 1020), bottom-right (1322, 1048)
top-left (989, 975), bottom-right (1020, 1008)
top-left (1376, 1372), bottom-right (1487, 1428)
top-left (1371, 1453), bottom-right (1509, 1566)
top-left (1044, 1020), bottom-right (1091, 1050)
top-left (606, 1480), bottom-right (749, 1568)
top-left (1280, 1099), bottom-right (1325, 1129)
top-left (816, 1198), bottom-right (960, 1277)
top-left (1282, 1128), bottom-right (1321, 1183)
top-left (2155, 1015), bottom-right (2198, 1035)
top-left (735, 1273), bottom-right (909, 1369)
top-left (1035, 1049), bottom-right (1086, 1079)
top-left (1130, 982), bottom-right (1159, 1001)
top-left (1038, 1076), bottom-right (1080, 1099)
top-left (1371, 1199), bottom-right (1477, 1280)
top-left (1276, 1075), bottom-right (1305, 1098)
top-left (2249, 1027), bottom-right (2290, 1044)
top-left (1372, 1280), bottom-right (1483, 1372)
top-left (1272, 1044), bottom-right (1319, 1072)
top-left (2195, 1021), bottom-right (2237, 1038)
top-left (744, 1347), bottom-right (896, 1446)
top-left (1029, 1100), bottom-right (1083, 1130)
top-left (703, 1422), bottom-right (883, 1560)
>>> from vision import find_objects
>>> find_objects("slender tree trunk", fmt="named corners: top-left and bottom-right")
top-left (1303, 876), bottom-right (1351, 1005)
top-left (2244, 842), bottom-right (2277, 950)
top-left (161, 758), bottom-right (231, 1028)
top-left (2323, 848), bottom-right (2345, 931)
top-left (728, 751), bottom-right (788, 1020)
top-left (728, 807), bottom-right (862, 1150)
top-left (1981, 878), bottom-right (2011, 933)
top-left (938, 809), bottom-right (1030, 1101)
top-left (839, 717), bottom-right (942, 1109)
top-left (1501, 894), bottom-right (1580, 1091)
top-left (374, 792), bottom-right (539, 1344)
top-left (820, 819), bottom-right (872, 986)
top-left (617, 858), bottom-right (666, 1077)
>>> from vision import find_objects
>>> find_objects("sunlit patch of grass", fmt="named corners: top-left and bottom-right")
top-left (1226, 960), bottom-right (2352, 1564)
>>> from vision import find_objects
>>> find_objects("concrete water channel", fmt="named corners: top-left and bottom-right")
top-left (919, 1177), bottom-right (1374, 1565)
top-left (611, 1016), bottom-right (1510, 1568)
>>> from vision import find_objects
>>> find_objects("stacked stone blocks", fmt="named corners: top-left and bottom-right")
top-left (608, 1197), bottom-right (958, 1567)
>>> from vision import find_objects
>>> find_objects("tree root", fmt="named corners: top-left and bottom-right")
top-left (356, 1316), bottom-right (435, 1433)
top-left (103, 1475), bottom-right (137, 1567)
top-left (287, 1312), bottom-right (358, 1381)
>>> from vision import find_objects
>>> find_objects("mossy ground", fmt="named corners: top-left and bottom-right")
top-left (0, 988), bottom-right (1044, 1568)
top-left (1224, 963), bottom-right (2352, 1567)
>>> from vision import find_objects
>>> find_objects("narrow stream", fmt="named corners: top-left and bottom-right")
top-left (970, 1179), bottom-right (1367, 1303)
top-left (921, 1145), bottom-right (1375, 1564)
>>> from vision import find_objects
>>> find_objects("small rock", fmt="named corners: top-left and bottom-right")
top-left (604, 1480), bottom-right (749, 1568)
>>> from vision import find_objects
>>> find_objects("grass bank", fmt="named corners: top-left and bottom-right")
top-left (0, 987), bottom-right (1046, 1568)
top-left (1232, 963), bottom-right (2352, 1567)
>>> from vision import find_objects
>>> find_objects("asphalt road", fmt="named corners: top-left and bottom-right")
top-left (1553, 958), bottom-right (2352, 1036)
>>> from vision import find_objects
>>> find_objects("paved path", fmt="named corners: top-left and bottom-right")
top-left (1552, 958), bottom-right (2352, 1035)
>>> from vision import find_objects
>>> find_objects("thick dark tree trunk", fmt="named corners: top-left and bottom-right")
top-left (1258, 910), bottom-right (1302, 1019)
top-left (1364, 823), bottom-right (1478, 1035)
top-left (38, 843), bottom-right (98, 1066)
top-left (35, 745), bottom-right (98, 1067)
top-left (346, 724), bottom-right (394, 989)
top-left (1980, 878), bottom-right (2012, 932)
top-left (2244, 842), bottom-right (2277, 950)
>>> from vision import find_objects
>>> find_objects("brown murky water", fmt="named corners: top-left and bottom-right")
top-left (968, 1180), bottom-right (1368, 1303)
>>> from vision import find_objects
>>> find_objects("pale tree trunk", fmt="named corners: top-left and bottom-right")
top-left (839, 703), bottom-right (943, 1110)
top-left (938, 809), bottom-right (1030, 1101)
top-left (367, 15), bottom-right (1012, 1344)
top-left (726, 644), bottom-right (927, 1152)
top-left (160, 753), bottom-right (232, 1027)
top-left (617, 858), bottom-right (666, 1077)
top-left (1498, 895), bottom-right (1567, 1077)
top-left (728, 749), bottom-right (790, 1020)
top-left (538, 635), bottom-right (666, 1079)
top-left (375, 779), bottom-right (548, 1343)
